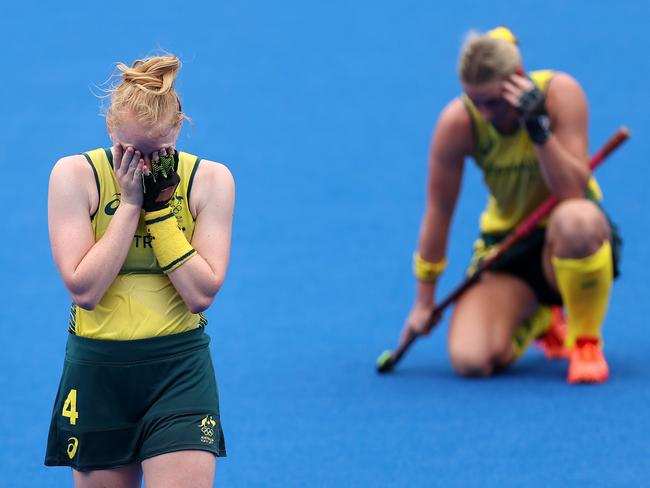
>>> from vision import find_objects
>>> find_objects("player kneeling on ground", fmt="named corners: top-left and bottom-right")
top-left (401, 27), bottom-right (621, 384)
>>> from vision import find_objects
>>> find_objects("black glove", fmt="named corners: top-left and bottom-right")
top-left (518, 86), bottom-right (551, 145)
top-left (142, 151), bottom-right (180, 212)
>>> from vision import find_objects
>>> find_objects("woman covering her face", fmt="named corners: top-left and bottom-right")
top-left (45, 54), bottom-right (234, 488)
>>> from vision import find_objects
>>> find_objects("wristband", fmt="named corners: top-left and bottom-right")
top-left (145, 208), bottom-right (196, 273)
top-left (413, 252), bottom-right (447, 283)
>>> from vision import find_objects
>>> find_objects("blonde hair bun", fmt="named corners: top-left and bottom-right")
top-left (105, 54), bottom-right (188, 131)
top-left (117, 56), bottom-right (181, 95)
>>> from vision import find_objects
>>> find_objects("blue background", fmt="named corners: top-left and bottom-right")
top-left (3, 0), bottom-right (649, 486)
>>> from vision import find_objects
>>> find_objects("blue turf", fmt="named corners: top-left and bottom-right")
top-left (3, 0), bottom-right (650, 486)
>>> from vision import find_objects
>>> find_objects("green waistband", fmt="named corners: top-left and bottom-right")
top-left (65, 327), bottom-right (209, 364)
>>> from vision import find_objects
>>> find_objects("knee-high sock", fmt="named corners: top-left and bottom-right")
top-left (511, 305), bottom-right (552, 359)
top-left (551, 241), bottom-right (613, 348)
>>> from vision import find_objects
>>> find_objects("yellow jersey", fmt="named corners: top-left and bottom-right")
top-left (69, 148), bottom-right (207, 340)
top-left (462, 70), bottom-right (602, 234)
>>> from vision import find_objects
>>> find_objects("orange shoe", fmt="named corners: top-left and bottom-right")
top-left (535, 306), bottom-right (569, 360)
top-left (567, 337), bottom-right (610, 384)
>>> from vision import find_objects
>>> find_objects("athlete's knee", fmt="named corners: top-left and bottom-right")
top-left (548, 199), bottom-right (610, 257)
top-left (449, 337), bottom-right (515, 377)
top-left (451, 357), bottom-right (495, 377)
top-left (493, 346), bottom-right (516, 371)
top-left (448, 344), bottom-right (495, 377)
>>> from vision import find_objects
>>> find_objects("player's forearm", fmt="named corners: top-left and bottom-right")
top-left (418, 203), bottom-right (452, 262)
top-left (414, 204), bottom-right (452, 305)
top-left (167, 254), bottom-right (227, 313)
top-left (535, 136), bottom-right (590, 200)
top-left (143, 207), bottom-right (226, 314)
top-left (415, 280), bottom-right (437, 306)
top-left (66, 203), bottom-right (141, 309)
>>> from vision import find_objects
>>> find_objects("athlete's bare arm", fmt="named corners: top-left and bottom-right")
top-left (503, 72), bottom-right (590, 199)
top-left (165, 161), bottom-right (235, 313)
top-left (48, 146), bottom-right (144, 310)
top-left (404, 98), bottom-right (473, 335)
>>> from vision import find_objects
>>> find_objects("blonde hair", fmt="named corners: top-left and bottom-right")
top-left (105, 55), bottom-right (188, 132)
top-left (457, 29), bottom-right (521, 84)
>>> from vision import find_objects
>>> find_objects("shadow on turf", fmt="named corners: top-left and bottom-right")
top-left (374, 343), bottom-right (639, 386)
top-left (381, 352), bottom-right (569, 383)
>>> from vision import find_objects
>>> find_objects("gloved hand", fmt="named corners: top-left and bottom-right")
top-left (517, 85), bottom-right (551, 145)
top-left (503, 74), bottom-right (552, 145)
top-left (142, 148), bottom-right (180, 212)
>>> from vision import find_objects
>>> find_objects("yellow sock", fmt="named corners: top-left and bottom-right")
top-left (511, 305), bottom-right (552, 359)
top-left (552, 241), bottom-right (613, 348)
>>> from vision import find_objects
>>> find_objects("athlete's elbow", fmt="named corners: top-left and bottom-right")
top-left (186, 279), bottom-right (224, 313)
top-left (64, 274), bottom-right (106, 310)
top-left (66, 283), bottom-right (101, 310)
top-left (187, 302), bottom-right (208, 314)
top-left (187, 295), bottom-right (215, 314)
top-left (71, 293), bottom-right (100, 311)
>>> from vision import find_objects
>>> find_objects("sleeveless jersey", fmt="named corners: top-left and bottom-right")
top-left (462, 70), bottom-right (602, 234)
top-left (69, 148), bottom-right (207, 340)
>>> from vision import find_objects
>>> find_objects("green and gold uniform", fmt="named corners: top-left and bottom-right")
top-left (45, 148), bottom-right (226, 471)
top-left (72, 147), bottom-right (206, 340)
top-left (463, 71), bottom-right (620, 304)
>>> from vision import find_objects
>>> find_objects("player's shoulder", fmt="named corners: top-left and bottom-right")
top-left (546, 71), bottom-right (588, 115)
top-left (195, 159), bottom-right (234, 187)
top-left (49, 154), bottom-right (99, 210)
top-left (547, 71), bottom-right (585, 96)
top-left (191, 159), bottom-right (235, 208)
top-left (439, 97), bottom-right (473, 126)
top-left (50, 154), bottom-right (94, 181)
top-left (432, 97), bottom-right (474, 156)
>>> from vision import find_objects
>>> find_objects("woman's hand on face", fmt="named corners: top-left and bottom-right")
top-left (148, 146), bottom-right (178, 203)
top-left (501, 73), bottom-right (535, 110)
top-left (113, 144), bottom-right (144, 207)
